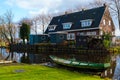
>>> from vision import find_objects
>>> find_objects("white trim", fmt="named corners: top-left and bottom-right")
top-left (109, 20), bottom-right (111, 26)
top-left (62, 22), bottom-right (72, 29)
top-left (67, 33), bottom-right (75, 40)
top-left (103, 19), bottom-right (106, 25)
top-left (80, 19), bottom-right (93, 22)
top-left (30, 34), bottom-right (48, 36)
top-left (48, 27), bottom-right (99, 34)
top-left (80, 19), bottom-right (93, 27)
top-left (62, 22), bottom-right (72, 24)
top-left (86, 31), bottom-right (96, 35)
top-left (48, 25), bottom-right (57, 31)
top-left (49, 32), bottom-right (68, 34)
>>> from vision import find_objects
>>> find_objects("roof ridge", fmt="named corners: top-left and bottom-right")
top-left (45, 5), bottom-right (106, 34)
top-left (54, 6), bottom-right (106, 18)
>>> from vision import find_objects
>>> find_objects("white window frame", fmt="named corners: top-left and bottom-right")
top-left (67, 33), bottom-right (75, 40)
top-left (80, 19), bottom-right (93, 27)
top-left (48, 25), bottom-right (57, 31)
top-left (109, 20), bottom-right (111, 26)
top-left (112, 31), bottom-right (115, 35)
top-left (77, 32), bottom-right (84, 36)
top-left (100, 31), bottom-right (103, 35)
top-left (86, 31), bottom-right (96, 35)
top-left (103, 19), bottom-right (106, 25)
top-left (62, 22), bottom-right (72, 29)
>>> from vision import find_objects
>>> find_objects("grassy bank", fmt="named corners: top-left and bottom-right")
top-left (0, 63), bottom-right (104, 80)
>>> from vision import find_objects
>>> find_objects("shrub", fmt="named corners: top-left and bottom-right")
top-left (103, 40), bottom-right (110, 48)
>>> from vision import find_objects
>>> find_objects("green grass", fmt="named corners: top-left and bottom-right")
top-left (0, 63), bottom-right (103, 80)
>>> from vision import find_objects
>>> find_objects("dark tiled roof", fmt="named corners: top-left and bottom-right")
top-left (45, 6), bottom-right (106, 33)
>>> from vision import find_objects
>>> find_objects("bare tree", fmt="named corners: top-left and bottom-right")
top-left (0, 10), bottom-right (17, 60)
top-left (31, 16), bottom-right (39, 34)
top-left (90, 0), bottom-right (120, 30)
top-left (31, 13), bottom-right (52, 34)
top-left (89, 0), bottom-right (105, 8)
top-left (19, 17), bottom-right (32, 26)
top-left (0, 10), bottom-right (16, 44)
top-left (30, 12), bottom-right (54, 35)
top-left (0, 16), bottom-right (9, 42)
top-left (38, 13), bottom-right (52, 34)
top-left (108, 0), bottom-right (120, 29)
top-left (74, 4), bottom-right (85, 12)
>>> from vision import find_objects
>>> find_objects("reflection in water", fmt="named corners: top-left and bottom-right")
top-left (0, 48), bottom-right (23, 62)
top-left (113, 55), bottom-right (120, 80)
top-left (1, 48), bottom-right (120, 79)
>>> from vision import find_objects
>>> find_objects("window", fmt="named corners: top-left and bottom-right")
top-left (67, 33), bottom-right (75, 40)
top-left (112, 31), bottom-right (115, 35)
top-left (103, 19), bottom-right (106, 25)
top-left (41, 36), bottom-right (46, 40)
top-left (63, 23), bottom-right (72, 29)
top-left (79, 32), bottom-right (84, 35)
top-left (80, 19), bottom-right (93, 27)
top-left (77, 32), bottom-right (84, 36)
top-left (86, 31), bottom-right (96, 35)
top-left (48, 25), bottom-right (56, 31)
top-left (59, 35), bottom-right (64, 39)
top-left (109, 20), bottom-right (111, 26)
top-left (100, 31), bottom-right (103, 35)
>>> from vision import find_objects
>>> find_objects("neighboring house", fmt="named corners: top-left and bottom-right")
top-left (45, 5), bottom-right (115, 41)
top-left (115, 36), bottom-right (120, 46)
top-left (29, 34), bottom-right (49, 45)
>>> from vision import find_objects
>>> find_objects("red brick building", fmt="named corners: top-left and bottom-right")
top-left (45, 5), bottom-right (115, 41)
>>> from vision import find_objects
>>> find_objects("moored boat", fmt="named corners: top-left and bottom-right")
top-left (49, 55), bottom-right (111, 70)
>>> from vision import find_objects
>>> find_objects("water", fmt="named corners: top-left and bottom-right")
top-left (113, 55), bottom-right (120, 80)
top-left (0, 48), bottom-right (120, 79)
top-left (0, 48), bottom-right (23, 62)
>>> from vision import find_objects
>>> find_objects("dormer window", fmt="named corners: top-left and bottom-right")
top-left (62, 23), bottom-right (72, 29)
top-left (48, 25), bottom-right (57, 31)
top-left (80, 19), bottom-right (93, 27)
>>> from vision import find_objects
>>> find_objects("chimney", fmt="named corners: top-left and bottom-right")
top-left (82, 8), bottom-right (86, 11)
top-left (103, 3), bottom-right (107, 7)
top-left (65, 11), bottom-right (68, 14)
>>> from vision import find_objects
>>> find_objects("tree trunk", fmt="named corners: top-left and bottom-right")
top-left (5, 52), bottom-right (10, 60)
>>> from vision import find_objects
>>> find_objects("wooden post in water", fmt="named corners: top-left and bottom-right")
top-left (105, 70), bottom-right (107, 77)
top-left (110, 68), bottom-right (112, 74)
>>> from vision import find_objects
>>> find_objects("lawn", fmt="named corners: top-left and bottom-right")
top-left (0, 63), bottom-right (103, 80)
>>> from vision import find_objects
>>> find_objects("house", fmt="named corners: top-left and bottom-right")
top-left (45, 5), bottom-right (115, 42)
top-left (114, 36), bottom-right (120, 46)
top-left (29, 34), bottom-right (49, 45)
top-left (49, 32), bottom-right (67, 44)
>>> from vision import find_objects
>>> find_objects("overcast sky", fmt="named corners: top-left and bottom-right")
top-left (0, 0), bottom-right (120, 36)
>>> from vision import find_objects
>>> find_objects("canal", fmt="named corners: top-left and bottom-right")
top-left (0, 48), bottom-right (23, 62)
top-left (113, 55), bottom-right (120, 80)
top-left (0, 48), bottom-right (120, 79)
